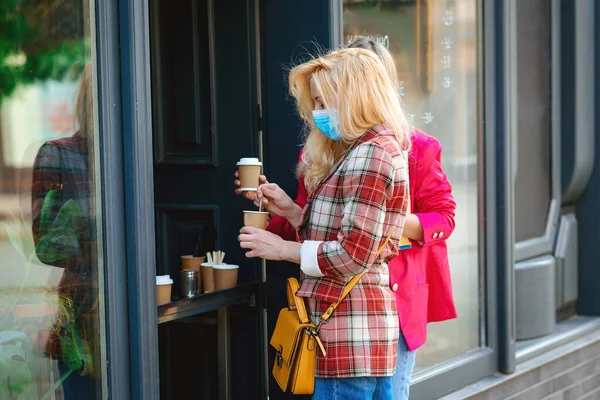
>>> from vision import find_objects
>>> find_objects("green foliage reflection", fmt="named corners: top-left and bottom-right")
top-left (0, 0), bottom-right (89, 103)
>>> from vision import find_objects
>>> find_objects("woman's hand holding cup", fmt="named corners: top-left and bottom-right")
top-left (234, 171), bottom-right (268, 201)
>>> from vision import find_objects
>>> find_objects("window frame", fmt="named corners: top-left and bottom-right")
top-left (95, 0), bottom-right (133, 397)
top-left (514, 0), bottom-right (597, 362)
top-left (561, 0), bottom-right (595, 205)
top-left (117, 0), bottom-right (160, 398)
top-left (512, 0), bottom-right (562, 263)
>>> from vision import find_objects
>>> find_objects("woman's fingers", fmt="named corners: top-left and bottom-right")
top-left (239, 229), bottom-right (255, 250)
top-left (239, 227), bottom-right (281, 260)
top-left (258, 184), bottom-right (284, 208)
top-left (261, 184), bottom-right (275, 196)
top-left (258, 182), bottom-right (278, 194)
top-left (240, 226), bottom-right (257, 235)
top-left (239, 241), bottom-right (253, 249)
top-left (255, 186), bottom-right (271, 208)
top-left (244, 191), bottom-right (256, 201)
top-left (253, 195), bottom-right (265, 208)
top-left (256, 185), bottom-right (265, 199)
top-left (262, 184), bottom-right (287, 204)
top-left (239, 229), bottom-right (258, 257)
top-left (238, 231), bottom-right (254, 241)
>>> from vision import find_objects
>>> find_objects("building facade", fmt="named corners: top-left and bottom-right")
top-left (0, 0), bottom-right (598, 399)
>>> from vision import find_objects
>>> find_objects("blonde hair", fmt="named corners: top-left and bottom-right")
top-left (76, 63), bottom-right (94, 137)
top-left (289, 48), bottom-right (410, 193)
top-left (347, 37), bottom-right (399, 88)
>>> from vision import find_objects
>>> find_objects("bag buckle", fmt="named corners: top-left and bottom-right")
top-left (276, 345), bottom-right (284, 368)
top-left (306, 326), bottom-right (327, 357)
top-left (314, 318), bottom-right (328, 334)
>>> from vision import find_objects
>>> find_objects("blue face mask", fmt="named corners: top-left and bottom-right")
top-left (312, 109), bottom-right (341, 141)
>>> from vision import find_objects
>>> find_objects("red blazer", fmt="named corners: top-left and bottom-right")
top-left (267, 129), bottom-right (457, 351)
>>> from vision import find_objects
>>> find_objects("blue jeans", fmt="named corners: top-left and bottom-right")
top-left (392, 332), bottom-right (417, 400)
top-left (313, 376), bottom-right (393, 400)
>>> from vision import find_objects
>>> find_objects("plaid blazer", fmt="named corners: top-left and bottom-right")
top-left (296, 124), bottom-right (409, 378)
top-left (31, 133), bottom-right (100, 373)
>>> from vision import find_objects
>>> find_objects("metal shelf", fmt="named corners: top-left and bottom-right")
top-left (157, 281), bottom-right (258, 324)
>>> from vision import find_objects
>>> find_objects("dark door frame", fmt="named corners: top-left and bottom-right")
top-left (117, 0), bottom-right (160, 398)
top-left (115, 0), bottom-right (269, 398)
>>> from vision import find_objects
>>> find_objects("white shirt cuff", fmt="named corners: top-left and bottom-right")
top-left (300, 241), bottom-right (325, 277)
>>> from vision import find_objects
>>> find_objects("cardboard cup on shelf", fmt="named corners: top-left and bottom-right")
top-left (243, 211), bottom-right (269, 230)
top-left (201, 263), bottom-right (216, 293)
top-left (214, 264), bottom-right (239, 291)
top-left (181, 255), bottom-right (205, 292)
top-left (156, 275), bottom-right (173, 305)
top-left (237, 158), bottom-right (262, 191)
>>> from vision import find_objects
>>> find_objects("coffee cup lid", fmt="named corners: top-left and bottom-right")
top-left (237, 157), bottom-right (262, 166)
top-left (156, 275), bottom-right (173, 285)
top-left (213, 264), bottom-right (239, 270)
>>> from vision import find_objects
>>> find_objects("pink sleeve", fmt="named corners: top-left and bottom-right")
top-left (413, 138), bottom-right (456, 246)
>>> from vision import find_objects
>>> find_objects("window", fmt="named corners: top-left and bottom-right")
top-left (514, 0), bottom-right (552, 243)
top-left (0, 0), bottom-right (106, 398)
top-left (342, 0), bottom-right (480, 371)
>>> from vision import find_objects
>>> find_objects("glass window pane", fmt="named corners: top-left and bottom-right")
top-left (514, 0), bottom-right (552, 242)
top-left (343, 0), bottom-right (480, 372)
top-left (0, 0), bottom-right (106, 398)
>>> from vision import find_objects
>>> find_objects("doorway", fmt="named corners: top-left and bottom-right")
top-left (148, 0), bottom-right (266, 398)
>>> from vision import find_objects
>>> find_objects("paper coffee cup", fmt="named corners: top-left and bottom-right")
top-left (181, 255), bottom-right (205, 292)
top-left (201, 263), bottom-right (216, 293)
top-left (244, 211), bottom-right (269, 230)
top-left (156, 275), bottom-right (173, 305)
top-left (237, 157), bottom-right (262, 191)
top-left (214, 264), bottom-right (239, 291)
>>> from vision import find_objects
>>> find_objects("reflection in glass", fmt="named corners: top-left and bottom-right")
top-left (343, 0), bottom-right (480, 371)
top-left (0, 1), bottom-right (104, 398)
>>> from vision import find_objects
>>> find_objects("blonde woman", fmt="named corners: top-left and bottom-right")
top-left (239, 48), bottom-right (410, 399)
top-left (32, 63), bottom-right (99, 398)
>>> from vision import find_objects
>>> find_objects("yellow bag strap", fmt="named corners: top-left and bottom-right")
top-left (287, 277), bottom-right (310, 324)
top-left (319, 231), bottom-right (394, 324)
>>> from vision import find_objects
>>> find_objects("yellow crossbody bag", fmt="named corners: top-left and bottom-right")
top-left (269, 232), bottom-right (393, 395)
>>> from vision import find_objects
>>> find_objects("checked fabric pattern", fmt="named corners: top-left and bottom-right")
top-left (297, 124), bottom-right (409, 378)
